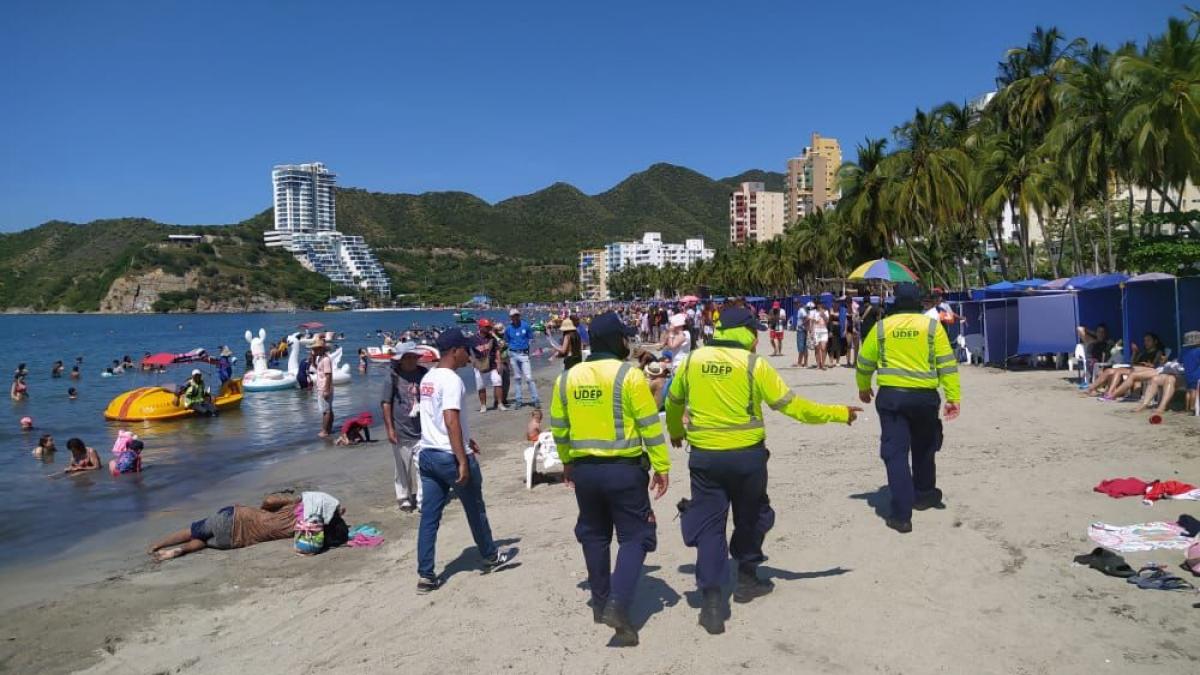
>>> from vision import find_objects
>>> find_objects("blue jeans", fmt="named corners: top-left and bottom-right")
top-left (509, 352), bottom-right (540, 405)
top-left (417, 451), bottom-right (497, 579)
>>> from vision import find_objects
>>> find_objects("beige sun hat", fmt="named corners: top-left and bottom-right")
top-left (560, 319), bottom-right (577, 332)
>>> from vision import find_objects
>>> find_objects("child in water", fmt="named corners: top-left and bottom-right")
top-left (110, 439), bottom-right (145, 475)
top-left (335, 412), bottom-right (374, 446)
top-left (527, 408), bottom-right (543, 442)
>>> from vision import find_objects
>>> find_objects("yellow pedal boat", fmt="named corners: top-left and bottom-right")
top-left (104, 379), bottom-right (244, 422)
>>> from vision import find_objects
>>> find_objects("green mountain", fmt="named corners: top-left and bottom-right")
top-left (0, 164), bottom-right (783, 311)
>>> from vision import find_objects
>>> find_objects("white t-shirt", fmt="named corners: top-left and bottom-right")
top-left (418, 367), bottom-right (473, 454)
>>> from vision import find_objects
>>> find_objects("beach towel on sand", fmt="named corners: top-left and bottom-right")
top-left (1088, 522), bottom-right (1194, 552)
top-left (1094, 478), bottom-right (1150, 498)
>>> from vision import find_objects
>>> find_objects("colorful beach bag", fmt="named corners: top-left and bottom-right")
top-left (294, 518), bottom-right (326, 555)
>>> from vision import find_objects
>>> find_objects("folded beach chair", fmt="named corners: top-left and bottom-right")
top-left (524, 431), bottom-right (562, 489)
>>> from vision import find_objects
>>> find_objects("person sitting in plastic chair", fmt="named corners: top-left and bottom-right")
top-left (524, 431), bottom-right (563, 489)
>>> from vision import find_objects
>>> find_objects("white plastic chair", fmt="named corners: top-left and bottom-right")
top-left (960, 334), bottom-right (984, 365)
top-left (1068, 343), bottom-right (1088, 383)
top-left (524, 431), bottom-right (562, 489)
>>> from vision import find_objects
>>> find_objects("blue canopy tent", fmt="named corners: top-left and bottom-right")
top-left (1063, 274), bottom-right (1097, 290)
top-left (1122, 274), bottom-right (1179, 361)
top-left (1012, 278), bottom-right (1050, 290)
top-left (1080, 273), bottom-right (1129, 290)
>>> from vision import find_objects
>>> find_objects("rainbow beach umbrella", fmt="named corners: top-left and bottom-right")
top-left (848, 258), bottom-right (918, 282)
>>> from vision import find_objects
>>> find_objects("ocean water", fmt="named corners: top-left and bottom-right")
top-left (0, 310), bottom-right (545, 569)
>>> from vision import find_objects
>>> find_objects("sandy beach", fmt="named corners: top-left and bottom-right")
top-left (4, 339), bottom-right (1199, 674)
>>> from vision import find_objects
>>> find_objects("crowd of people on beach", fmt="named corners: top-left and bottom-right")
top-left (14, 292), bottom-right (1195, 650)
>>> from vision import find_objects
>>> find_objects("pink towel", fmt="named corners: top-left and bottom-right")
top-left (347, 534), bottom-right (384, 548)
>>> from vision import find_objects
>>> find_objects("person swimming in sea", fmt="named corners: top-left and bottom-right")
top-left (64, 438), bottom-right (101, 473)
top-left (32, 434), bottom-right (56, 460)
top-left (68, 387), bottom-right (78, 400)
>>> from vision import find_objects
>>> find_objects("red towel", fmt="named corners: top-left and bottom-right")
top-left (1144, 480), bottom-right (1197, 502)
top-left (1094, 477), bottom-right (1150, 498)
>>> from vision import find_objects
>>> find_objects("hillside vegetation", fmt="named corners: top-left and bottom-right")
top-left (0, 164), bottom-right (785, 310)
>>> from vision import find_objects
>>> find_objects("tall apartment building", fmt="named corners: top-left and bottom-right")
top-left (785, 133), bottom-right (842, 222)
top-left (578, 248), bottom-right (608, 301)
top-left (271, 162), bottom-right (337, 234)
top-left (265, 162), bottom-right (391, 297)
top-left (729, 182), bottom-right (786, 244)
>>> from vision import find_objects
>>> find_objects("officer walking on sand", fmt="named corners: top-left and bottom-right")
top-left (550, 311), bottom-right (670, 647)
top-left (855, 282), bottom-right (961, 534)
top-left (664, 305), bottom-right (859, 635)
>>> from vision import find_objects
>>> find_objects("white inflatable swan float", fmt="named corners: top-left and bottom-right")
top-left (242, 329), bottom-right (299, 391)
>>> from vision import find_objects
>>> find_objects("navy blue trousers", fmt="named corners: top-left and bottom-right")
top-left (572, 461), bottom-right (657, 610)
top-left (682, 446), bottom-right (775, 591)
top-left (875, 386), bottom-right (943, 522)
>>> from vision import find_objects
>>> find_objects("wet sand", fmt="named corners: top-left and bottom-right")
top-left (3, 342), bottom-right (1199, 674)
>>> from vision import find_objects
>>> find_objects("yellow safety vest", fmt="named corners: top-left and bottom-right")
top-left (665, 344), bottom-right (850, 451)
top-left (550, 358), bottom-right (670, 474)
top-left (855, 313), bottom-right (961, 401)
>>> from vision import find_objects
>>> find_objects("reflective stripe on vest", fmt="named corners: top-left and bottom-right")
top-left (876, 316), bottom-right (940, 380)
top-left (678, 347), bottom-right (759, 430)
top-left (559, 362), bottom-right (643, 450)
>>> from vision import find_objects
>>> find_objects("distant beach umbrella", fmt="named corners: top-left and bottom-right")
top-left (848, 258), bottom-right (918, 283)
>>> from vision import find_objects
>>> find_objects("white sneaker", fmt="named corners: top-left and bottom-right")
top-left (479, 405), bottom-right (487, 413)
top-left (497, 403), bottom-right (508, 411)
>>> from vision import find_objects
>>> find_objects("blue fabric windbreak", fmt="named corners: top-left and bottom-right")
top-left (986, 281), bottom-right (1016, 291)
top-left (1016, 294), bottom-right (1078, 354)
top-left (1075, 286), bottom-right (1124, 348)
top-left (982, 299), bottom-right (1019, 364)
top-left (1180, 278), bottom-right (1200, 339)
top-left (1123, 279), bottom-right (1180, 361)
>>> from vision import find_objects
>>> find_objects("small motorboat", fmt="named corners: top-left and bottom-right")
top-left (454, 310), bottom-right (476, 324)
top-left (366, 345), bottom-right (395, 362)
top-left (104, 379), bottom-right (243, 422)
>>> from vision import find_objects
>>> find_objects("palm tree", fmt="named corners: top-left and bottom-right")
top-left (1048, 42), bottom-right (1127, 269)
top-left (884, 108), bottom-right (969, 281)
top-left (836, 137), bottom-right (893, 254)
top-left (1114, 15), bottom-right (1200, 213)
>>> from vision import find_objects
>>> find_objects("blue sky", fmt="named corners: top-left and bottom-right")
top-left (0, 0), bottom-right (1183, 231)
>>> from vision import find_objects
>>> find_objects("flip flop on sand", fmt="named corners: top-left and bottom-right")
top-left (1073, 547), bottom-right (1136, 578)
top-left (1126, 565), bottom-right (1195, 591)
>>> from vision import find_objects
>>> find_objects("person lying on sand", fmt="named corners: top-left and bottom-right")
top-left (148, 492), bottom-right (345, 562)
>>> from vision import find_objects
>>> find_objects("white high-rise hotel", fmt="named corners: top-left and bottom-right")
top-left (264, 163), bottom-right (391, 297)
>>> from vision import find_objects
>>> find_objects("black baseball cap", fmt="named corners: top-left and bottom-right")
top-left (589, 311), bottom-right (636, 340)
top-left (435, 328), bottom-right (473, 352)
top-left (717, 306), bottom-right (767, 331)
